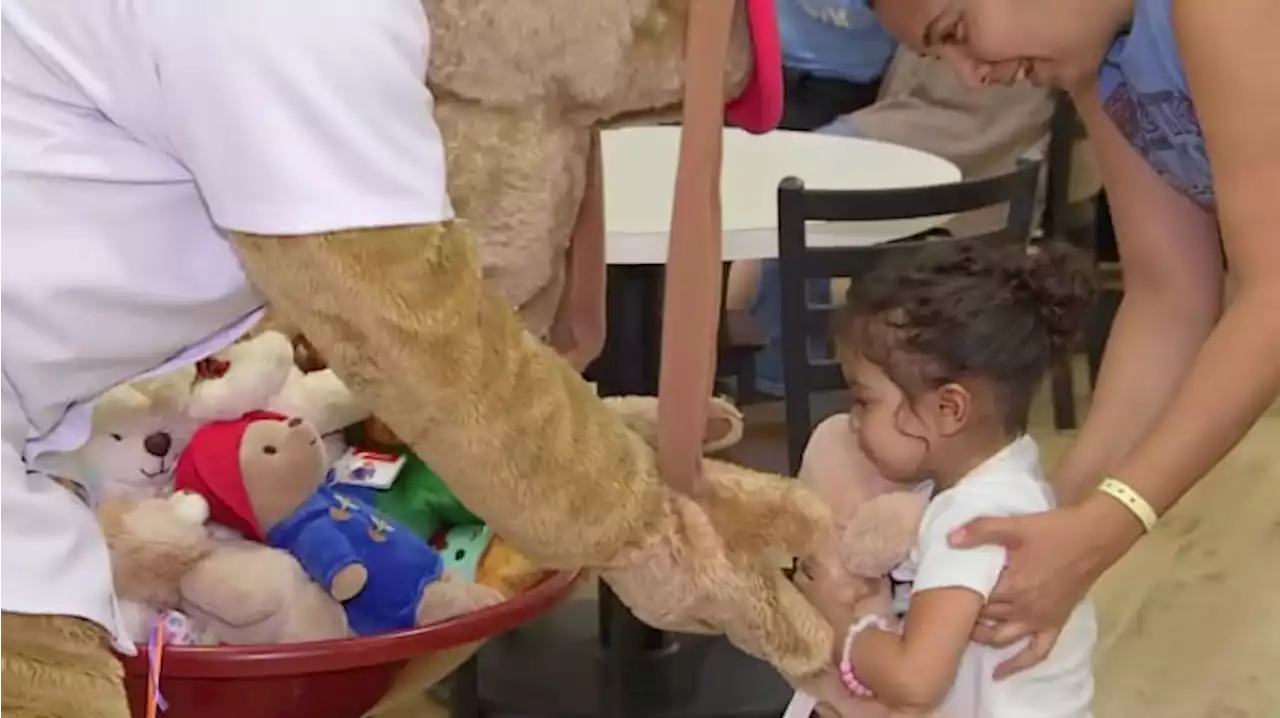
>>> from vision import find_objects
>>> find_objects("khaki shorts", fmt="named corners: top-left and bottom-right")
top-left (1, 612), bottom-right (130, 718)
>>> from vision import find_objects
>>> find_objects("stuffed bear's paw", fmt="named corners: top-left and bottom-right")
top-left (104, 495), bottom-right (213, 552)
top-left (330, 562), bottom-right (369, 601)
top-left (167, 491), bottom-right (210, 525)
top-left (602, 395), bottom-right (745, 454)
top-left (702, 396), bottom-right (745, 453)
top-left (415, 573), bottom-right (505, 625)
top-left (839, 492), bottom-right (928, 579)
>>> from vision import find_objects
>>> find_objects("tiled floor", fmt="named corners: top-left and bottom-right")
top-left (411, 367), bottom-right (1280, 717)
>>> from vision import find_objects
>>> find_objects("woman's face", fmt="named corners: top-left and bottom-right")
top-left (875, 0), bottom-right (1126, 91)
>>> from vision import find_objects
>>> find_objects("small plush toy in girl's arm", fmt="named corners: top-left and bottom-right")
top-left (820, 241), bottom-right (1098, 718)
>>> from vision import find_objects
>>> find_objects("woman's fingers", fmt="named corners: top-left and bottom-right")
top-left (948, 515), bottom-right (1026, 550)
top-left (979, 600), bottom-right (1015, 621)
top-left (993, 627), bottom-right (1061, 680)
top-left (972, 619), bottom-right (1033, 648)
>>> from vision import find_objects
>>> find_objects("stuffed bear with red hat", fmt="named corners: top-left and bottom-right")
top-left (173, 410), bottom-right (501, 635)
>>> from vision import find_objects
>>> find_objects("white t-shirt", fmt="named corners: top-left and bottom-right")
top-left (1, 0), bottom-right (452, 650)
top-left (891, 436), bottom-right (1097, 718)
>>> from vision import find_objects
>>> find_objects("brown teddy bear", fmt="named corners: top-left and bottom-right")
top-left (177, 538), bottom-right (351, 645)
top-left (99, 481), bottom-right (352, 647)
top-left (173, 411), bottom-right (503, 635)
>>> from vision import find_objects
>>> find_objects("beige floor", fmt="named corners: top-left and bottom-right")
top-left (410, 376), bottom-right (1280, 718)
top-left (1055, 405), bottom-right (1280, 717)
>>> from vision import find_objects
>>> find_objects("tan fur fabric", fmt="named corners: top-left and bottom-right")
top-left (233, 224), bottom-right (659, 566)
top-left (231, 224), bottom-right (834, 680)
top-left (1, 613), bottom-right (130, 718)
top-left (426, 0), bottom-right (753, 336)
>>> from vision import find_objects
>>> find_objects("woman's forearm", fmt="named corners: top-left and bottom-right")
top-left (1055, 89), bottom-right (1225, 506)
top-left (1052, 286), bottom-right (1220, 505)
top-left (1109, 287), bottom-right (1280, 515)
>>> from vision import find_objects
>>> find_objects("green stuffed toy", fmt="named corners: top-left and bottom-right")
top-left (340, 422), bottom-right (483, 539)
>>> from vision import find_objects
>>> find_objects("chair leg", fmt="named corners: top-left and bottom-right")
top-left (1086, 290), bottom-right (1120, 390)
top-left (1050, 357), bottom-right (1077, 431)
top-left (737, 359), bottom-right (758, 405)
top-left (451, 655), bottom-right (483, 718)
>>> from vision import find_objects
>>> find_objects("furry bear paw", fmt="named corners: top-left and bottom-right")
top-left (167, 491), bottom-right (210, 525)
top-left (330, 563), bottom-right (369, 601)
top-left (416, 573), bottom-right (505, 625)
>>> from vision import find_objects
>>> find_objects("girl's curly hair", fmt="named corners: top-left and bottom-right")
top-left (839, 240), bottom-right (1096, 434)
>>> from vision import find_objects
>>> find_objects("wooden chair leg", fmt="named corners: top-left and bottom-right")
top-left (450, 656), bottom-right (483, 718)
top-left (1050, 357), bottom-right (1078, 431)
top-left (1086, 290), bottom-right (1120, 390)
top-left (737, 359), bottom-right (758, 405)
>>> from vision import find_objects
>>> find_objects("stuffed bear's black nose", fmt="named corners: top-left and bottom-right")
top-left (143, 432), bottom-right (172, 458)
top-left (287, 417), bottom-right (302, 428)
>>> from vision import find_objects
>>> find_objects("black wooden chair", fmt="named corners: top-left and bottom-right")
top-left (776, 160), bottom-right (1042, 474)
top-left (1086, 193), bottom-right (1122, 388)
top-left (1040, 91), bottom-right (1102, 430)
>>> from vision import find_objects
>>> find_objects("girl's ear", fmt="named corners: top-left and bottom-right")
top-left (934, 381), bottom-right (971, 437)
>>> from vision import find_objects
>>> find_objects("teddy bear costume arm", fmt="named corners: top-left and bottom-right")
top-left (225, 0), bottom-right (750, 567)
top-left (232, 226), bottom-right (654, 567)
top-left (149, 0), bottom-right (653, 569)
top-left (228, 0), bottom-right (839, 686)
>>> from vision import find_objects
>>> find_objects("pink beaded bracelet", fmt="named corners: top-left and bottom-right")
top-left (839, 614), bottom-right (891, 698)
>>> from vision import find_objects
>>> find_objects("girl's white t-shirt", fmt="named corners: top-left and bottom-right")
top-left (891, 436), bottom-right (1097, 718)
top-left (2, 0), bottom-right (451, 650)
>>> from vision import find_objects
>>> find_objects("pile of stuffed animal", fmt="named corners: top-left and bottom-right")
top-left (55, 328), bottom-right (549, 647)
top-left (51, 320), bottom-right (928, 715)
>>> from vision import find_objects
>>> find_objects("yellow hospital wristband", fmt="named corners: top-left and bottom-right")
top-left (1097, 478), bottom-right (1158, 532)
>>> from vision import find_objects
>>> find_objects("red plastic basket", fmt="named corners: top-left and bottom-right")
top-left (120, 570), bottom-right (580, 718)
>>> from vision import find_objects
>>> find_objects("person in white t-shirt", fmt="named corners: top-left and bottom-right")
top-left (1, 1), bottom-right (660, 715)
top-left (1, 0), bottom-right (451, 708)
top-left (818, 240), bottom-right (1098, 718)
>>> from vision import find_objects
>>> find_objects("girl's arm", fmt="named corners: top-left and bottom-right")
top-left (846, 493), bottom-right (1011, 711)
top-left (1050, 88), bottom-right (1223, 506)
top-left (847, 587), bottom-right (983, 711)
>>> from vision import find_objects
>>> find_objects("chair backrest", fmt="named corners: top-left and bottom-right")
top-left (775, 159), bottom-right (1042, 474)
top-left (1041, 91), bottom-right (1098, 250)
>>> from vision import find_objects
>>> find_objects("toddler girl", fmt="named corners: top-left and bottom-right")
top-left (825, 240), bottom-right (1097, 717)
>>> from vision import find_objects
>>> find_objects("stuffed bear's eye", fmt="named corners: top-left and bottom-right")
top-left (263, 445), bottom-right (278, 455)
top-left (110, 433), bottom-right (123, 442)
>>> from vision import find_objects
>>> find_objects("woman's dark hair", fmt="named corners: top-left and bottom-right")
top-left (839, 240), bottom-right (1095, 434)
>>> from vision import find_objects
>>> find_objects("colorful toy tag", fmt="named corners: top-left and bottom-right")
top-left (159, 610), bottom-right (210, 646)
top-left (330, 447), bottom-right (407, 491)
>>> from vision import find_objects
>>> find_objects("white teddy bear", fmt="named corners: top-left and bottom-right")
top-left (186, 330), bottom-right (369, 462)
top-left (43, 366), bottom-right (200, 502)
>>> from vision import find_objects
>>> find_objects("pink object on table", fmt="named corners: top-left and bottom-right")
top-left (724, 0), bottom-right (783, 134)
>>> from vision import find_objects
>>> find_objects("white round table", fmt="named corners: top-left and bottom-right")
top-left (603, 126), bottom-right (963, 265)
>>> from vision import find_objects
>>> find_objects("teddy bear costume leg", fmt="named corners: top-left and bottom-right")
top-left (1, 613), bottom-right (130, 718)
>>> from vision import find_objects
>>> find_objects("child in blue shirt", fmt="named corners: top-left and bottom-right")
top-left (777, 0), bottom-right (897, 130)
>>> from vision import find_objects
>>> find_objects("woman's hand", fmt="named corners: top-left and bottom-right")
top-left (946, 496), bottom-right (1145, 678)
